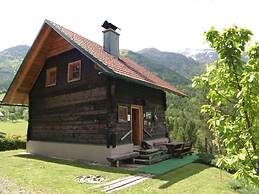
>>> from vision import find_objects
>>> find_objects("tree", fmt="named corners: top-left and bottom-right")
top-left (193, 26), bottom-right (259, 186)
top-left (166, 86), bottom-right (212, 152)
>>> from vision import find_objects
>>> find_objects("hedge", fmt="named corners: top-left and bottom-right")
top-left (195, 152), bottom-right (215, 166)
top-left (0, 135), bottom-right (26, 151)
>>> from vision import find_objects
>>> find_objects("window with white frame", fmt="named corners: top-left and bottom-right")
top-left (67, 60), bottom-right (81, 82)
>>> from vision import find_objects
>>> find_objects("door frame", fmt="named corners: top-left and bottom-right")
top-left (131, 105), bottom-right (143, 145)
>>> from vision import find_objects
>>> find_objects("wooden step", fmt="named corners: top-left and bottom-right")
top-left (134, 153), bottom-right (171, 165)
top-left (107, 152), bottom-right (140, 167)
top-left (138, 151), bottom-right (163, 159)
top-left (135, 148), bottom-right (159, 155)
top-left (159, 153), bottom-right (172, 160)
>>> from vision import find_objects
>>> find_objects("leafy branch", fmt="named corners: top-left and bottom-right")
top-left (193, 26), bottom-right (259, 186)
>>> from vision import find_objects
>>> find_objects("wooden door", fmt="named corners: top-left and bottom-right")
top-left (131, 105), bottom-right (143, 145)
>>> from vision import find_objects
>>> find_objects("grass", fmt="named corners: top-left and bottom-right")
top-left (0, 150), bottom-right (135, 194)
top-left (0, 120), bottom-right (27, 137)
top-left (117, 163), bottom-right (237, 194)
top-left (0, 150), bottom-right (238, 194)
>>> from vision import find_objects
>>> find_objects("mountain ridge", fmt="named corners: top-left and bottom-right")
top-left (0, 45), bottom-right (216, 91)
top-left (121, 49), bottom-right (191, 85)
top-left (138, 48), bottom-right (205, 79)
top-left (0, 45), bottom-right (30, 90)
top-left (179, 48), bottom-right (218, 64)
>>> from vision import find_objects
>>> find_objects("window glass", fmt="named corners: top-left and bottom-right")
top-left (118, 106), bottom-right (128, 123)
top-left (68, 60), bottom-right (81, 82)
top-left (46, 67), bottom-right (57, 87)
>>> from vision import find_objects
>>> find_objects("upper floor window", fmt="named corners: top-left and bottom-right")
top-left (45, 67), bottom-right (57, 87)
top-left (67, 60), bottom-right (81, 82)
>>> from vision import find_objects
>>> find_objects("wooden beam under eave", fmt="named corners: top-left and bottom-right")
top-left (5, 24), bottom-right (52, 104)
top-left (12, 94), bottom-right (28, 105)
top-left (19, 94), bottom-right (29, 105)
top-left (3, 24), bottom-right (78, 105)
top-left (12, 29), bottom-right (75, 104)
top-left (46, 33), bottom-right (74, 58)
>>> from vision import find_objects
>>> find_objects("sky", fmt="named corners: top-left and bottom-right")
top-left (1, 0), bottom-right (259, 52)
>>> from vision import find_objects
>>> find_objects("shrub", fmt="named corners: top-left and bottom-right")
top-left (0, 135), bottom-right (26, 151)
top-left (229, 179), bottom-right (243, 190)
top-left (239, 187), bottom-right (259, 194)
top-left (195, 152), bottom-right (215, 166)
top-left (228, 179), bottom-right (259, 194)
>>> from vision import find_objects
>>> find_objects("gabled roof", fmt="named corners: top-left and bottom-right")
top-left (3, 20), bottom-right (186, 105)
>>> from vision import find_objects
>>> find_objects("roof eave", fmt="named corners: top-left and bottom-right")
top-left (102, 71), bottom-right (187, 97)
top-left (2, 22), bottom-right (51, 105)
top-left (45, 20), bottom-right (114, 75)
top-left (45, 20), bottom-right (187, 97)
top-left (3, 19), bottom-right (186, 105)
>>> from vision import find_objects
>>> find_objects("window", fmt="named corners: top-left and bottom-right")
top-left (45, 67), bottom-right (57, 87)
top-left (118, 106), bottom-right (128, 123)
top-left (67, 60), bottom-right (81, 82)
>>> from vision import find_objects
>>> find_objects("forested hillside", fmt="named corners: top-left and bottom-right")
top-left (0, 45), bottom-right (208, 91)
top-left (138, 48), bottom-right (205, 79)
top-left (121, 49), bottom-right (191, 85)
top-left (0, 45), bottom-right (29, 91)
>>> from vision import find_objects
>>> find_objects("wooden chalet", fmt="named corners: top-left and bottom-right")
top-left (2, 20), bottom-right (186, 164)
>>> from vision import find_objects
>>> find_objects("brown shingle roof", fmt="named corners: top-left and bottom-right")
top-left (2, 20), bottom-right (186, 105)
top-left (46, 20), bottom-right (186, 96)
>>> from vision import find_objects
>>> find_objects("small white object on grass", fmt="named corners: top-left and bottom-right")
top-left (75, 175), bottom-right (105, 184)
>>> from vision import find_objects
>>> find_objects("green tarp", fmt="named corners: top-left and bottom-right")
top-left (136, 155), bottom-right (199, 175)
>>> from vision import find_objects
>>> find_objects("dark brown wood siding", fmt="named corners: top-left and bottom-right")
top-left (113, 79), bottom-right (167, 145)
top-left (29, 49), bottom-right (109, 144)
top-left (29, 49), bottom-right (168, 146)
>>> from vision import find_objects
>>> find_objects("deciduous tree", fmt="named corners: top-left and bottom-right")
top-left (193, 26), bottom-right (259, 186)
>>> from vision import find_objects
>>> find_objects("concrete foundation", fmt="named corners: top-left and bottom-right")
top-left (27, 141), bottom-right (133, 164)
top-left (26, 138), bottom-right (168, 164)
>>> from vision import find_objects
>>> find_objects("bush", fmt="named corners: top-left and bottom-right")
top-left (239, 187), bottom-right (259, 194)
top-left (195, 152), bottom-right (215, 166)
top-left (229, 179), bottom-right (243, 190)
top-left (228, 179), bottom-right (259, 194)
top-left (0, 135), bottom-right (26, 151)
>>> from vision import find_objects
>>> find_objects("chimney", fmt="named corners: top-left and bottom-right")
top-left (102, 21), bottom-right (120, 58)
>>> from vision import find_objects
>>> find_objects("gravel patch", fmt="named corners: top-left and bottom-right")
top-left (0, 177), bottom-right (28, 194)
top-left (0, 176), bottom-right (45, 194)
top-left (75, 175), bottom-right (105, 184)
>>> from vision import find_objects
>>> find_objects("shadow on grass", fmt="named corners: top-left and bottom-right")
top-left (14, 153), bottom-right (136, 176)
top-left (14, 153), bottom-right (209, 189)
top-left (156, 162), bottom-right (209, 189)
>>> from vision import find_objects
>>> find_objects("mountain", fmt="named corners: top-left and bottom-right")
top-left (121, 50), bottom-right (191, 85)
top-left (0, 45), bottom-right (30, 91)
top-left (0, 45), bottom-right (198, 92)
top-left (138, 48), bottom-right (205, 79)
top-left (179, 48), bottom-right (218, 64)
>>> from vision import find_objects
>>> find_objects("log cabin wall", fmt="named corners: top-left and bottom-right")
top-left (28, 48), bottom-right (168, 146)
top-left (113, 79), bottom-right (167, 145)
top-left (29, 49), bottom-right (109, 144)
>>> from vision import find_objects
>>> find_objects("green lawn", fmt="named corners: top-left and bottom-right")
top-left (118, 163), bottom-right (237, 194)
top-left (0, 150), bottom-right (238, 194)
top-left (0, 120), bottom-right (27, 137)
top-left (0, 150), bottom-right (135, 194)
